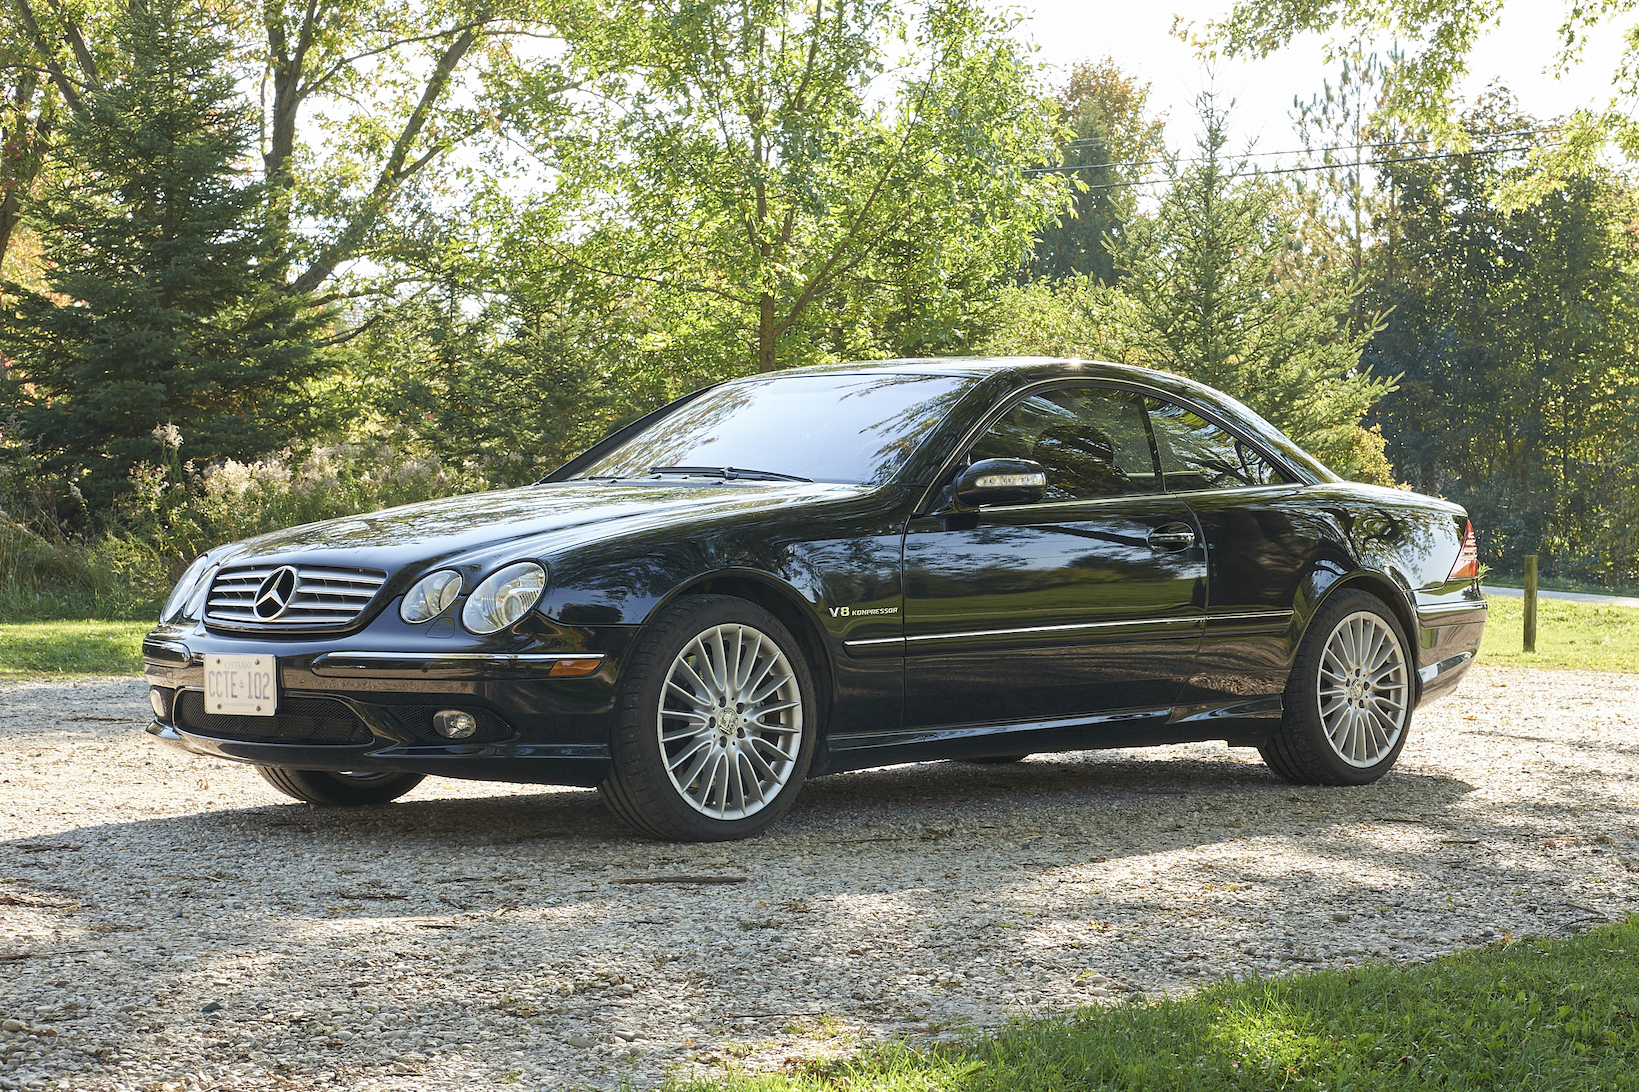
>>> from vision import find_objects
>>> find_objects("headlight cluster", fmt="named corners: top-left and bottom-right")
top-left (400, 561), bottom-right (547, 634)
top-left (160, 555), bottom-right (218, 623)
top-left (399, 570), bottom-right (463, 623)
top-left (462, 562), bottom-right (547, 634)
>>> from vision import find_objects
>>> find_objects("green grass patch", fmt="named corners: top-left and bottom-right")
top-left (1479, 595), bottom-right (1639, 672)
top-left (680, 918), bottom-right (1639, 1092)
top-left (0, 619), bottom-right (149, 679)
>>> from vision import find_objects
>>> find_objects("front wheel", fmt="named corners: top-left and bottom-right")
top-left (599, 595), bottom-right (816, 841)
top-left (1260, 589), bottom-right (1413, 786)
top-left (257, 767), bottom-right (425, 806)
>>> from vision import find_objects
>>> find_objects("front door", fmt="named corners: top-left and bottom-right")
top-left (902, 385), bottom-right (1207, 736)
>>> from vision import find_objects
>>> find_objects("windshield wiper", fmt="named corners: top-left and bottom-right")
top-left (648, 465), bottom-right (813, 483)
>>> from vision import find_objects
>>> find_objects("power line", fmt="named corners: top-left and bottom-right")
top-left (1027, 142), bottom-right (1557, 187)
top-left (1041, 127), bottom-right (1562, 177)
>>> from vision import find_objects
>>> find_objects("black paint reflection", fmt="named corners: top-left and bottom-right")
top-left (903, 495), bottom-right (1206, 729)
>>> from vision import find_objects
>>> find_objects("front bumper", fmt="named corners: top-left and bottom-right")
top-left (142, 620), bottom-right (636, 787)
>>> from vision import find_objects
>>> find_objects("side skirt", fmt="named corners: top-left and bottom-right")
top-left (819, 699), bottom-right (1281, 774)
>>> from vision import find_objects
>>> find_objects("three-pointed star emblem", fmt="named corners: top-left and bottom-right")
top-left (253, 566), bottom-right (301, 619)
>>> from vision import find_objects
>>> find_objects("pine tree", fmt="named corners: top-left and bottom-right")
top-left (1112, 95), bottom-right (1394, 482)
top-left (0, 0), bottom-right (331, 513)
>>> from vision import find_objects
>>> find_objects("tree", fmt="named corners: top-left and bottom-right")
top-left (1112, 95), bottom-right (1394, 482)
top-left (0, 0), bottom-right (333, 511)
top-left (1204, 0), bottom-right (1639, 195)
top-left (1028, 58), bottom-right (1167, 284)
top-left (1363, 93), bottom-right (1639, 580)
top-left (0, 0), bottom-right (593, 296)
top-left (524, 0), bottom-right (1064, 375)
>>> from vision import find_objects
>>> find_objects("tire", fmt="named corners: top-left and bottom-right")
top-left (964, 754), bottom-right (1029, 764)
top-left (599, 594), bottom-right (817, 841)
top-left (1260, 589), bottom-right (1414, 786)
top-left (257, 767), bottom-right (425, 806)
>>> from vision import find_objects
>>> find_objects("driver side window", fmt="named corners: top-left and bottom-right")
top-left (969, 386), bottom-right (1160, 502)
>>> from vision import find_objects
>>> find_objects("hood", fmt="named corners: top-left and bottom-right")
top-left (210, 480), bottom-right (865, 573)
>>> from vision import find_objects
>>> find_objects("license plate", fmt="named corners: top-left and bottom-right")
top-left (204, 654), bottom-right (278, 716)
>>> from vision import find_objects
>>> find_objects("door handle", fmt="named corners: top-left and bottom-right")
top-left (1148, 524), bottom-right (1196, 551)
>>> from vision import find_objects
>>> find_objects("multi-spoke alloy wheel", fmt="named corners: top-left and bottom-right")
top-left (1260, 589), bottom-right (1414, 786)
top-left (1317, 611), bottom-right (1408, 767)
top-left (600, 595), bottom-right (816, 841)
top-left (658, 623), bottom-right (803, 819)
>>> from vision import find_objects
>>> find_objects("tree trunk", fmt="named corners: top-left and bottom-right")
top-left (758, 294), bottom-right (777, 372)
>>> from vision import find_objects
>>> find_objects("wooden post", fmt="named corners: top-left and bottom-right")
top-left (1523, 555), bottom-right (1538, 653)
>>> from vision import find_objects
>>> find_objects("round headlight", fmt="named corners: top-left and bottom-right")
top-left (161, 555), bottom-right (214, 622)
top-left (400, 569), bottom-right (463, 624)
top-left (461, 562), bottom-right (547, 634)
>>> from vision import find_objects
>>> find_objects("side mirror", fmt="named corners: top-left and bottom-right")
top-left (955, 458), bottom-right (1047, 507)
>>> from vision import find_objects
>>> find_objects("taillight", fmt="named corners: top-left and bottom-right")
top-left (1448, 521), bottom-right (1478, 580)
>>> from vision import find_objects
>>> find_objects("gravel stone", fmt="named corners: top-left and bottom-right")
top-left (2, 667), bottom-right (1637, 1088)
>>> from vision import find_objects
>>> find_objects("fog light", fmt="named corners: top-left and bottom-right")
top-left (433, 710), bottom-right (478, 740)
top-left (149, 688), bottom-right (167, 720)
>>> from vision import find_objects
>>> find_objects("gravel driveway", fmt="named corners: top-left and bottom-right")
top-left (3, 665), bottom-right (1637, 1091)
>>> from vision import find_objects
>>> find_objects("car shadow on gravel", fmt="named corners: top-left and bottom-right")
top-left (3, 745), bottom-right (1483, 870)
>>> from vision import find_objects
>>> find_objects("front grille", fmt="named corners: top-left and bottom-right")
top-left (385, 705), bottom-right (513, 745)
top-left (205, 563), bottom-right (387, 631)
top-left (175, 691), bottom-right (373, 745)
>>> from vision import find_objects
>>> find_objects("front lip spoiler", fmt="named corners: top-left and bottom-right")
top-left (146, 720), bottom-right (610, 769)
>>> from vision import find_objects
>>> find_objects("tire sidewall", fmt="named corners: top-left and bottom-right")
top-left (611, 595), bottom-right (818, 840)
top-left (1287, 589), bottom-right (1414, 785)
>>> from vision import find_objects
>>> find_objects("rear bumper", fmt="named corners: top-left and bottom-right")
top-left (1414, 599), bottom-right (1486, 706)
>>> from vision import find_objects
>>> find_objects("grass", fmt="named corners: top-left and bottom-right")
top-left (0, 619), bottom-right (150, 679)
top-left (676, 918), bottom-right (1639, 1092)
top-left (1477, 594), bottom-right (1639, 672)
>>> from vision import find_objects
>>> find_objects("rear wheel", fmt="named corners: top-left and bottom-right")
top-left (257, 767), bottom-right (425, 806)
top-left (599, 595), bottom-right (816, 841)
top-left (1260, 589), bottom-right (1412, 785)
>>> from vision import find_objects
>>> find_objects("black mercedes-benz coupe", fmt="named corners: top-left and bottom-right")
top-left (144, 358), bottom-right (1486, 840)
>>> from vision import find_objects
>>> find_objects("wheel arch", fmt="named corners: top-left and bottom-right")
top-left (643, 569), bottom-right (837, 740)
top-left (1301, 567), bottom-right (1423, 705)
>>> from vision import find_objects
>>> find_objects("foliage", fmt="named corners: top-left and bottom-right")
top-left (0, 0), bottom-right (589, 292)
top-left (522, 0), bottom-right (1065, 374)
top-left (0, 0), bottom-right (334, 513)
top-left (1362, 94), bottom-right (1639, 582)
top-left (1111, 96), bottom-right (1394, 483)
top-left (0, 431), bottom-right (490, 620)
top-left (1202, 0), bottom-right (1639, 201)
top-left (1028, 58), bottom-right (1167, 285)
top-left (675, 917), bottom-right (1639, 1091)
top-left (974, 276), bottom-right (1142, 361)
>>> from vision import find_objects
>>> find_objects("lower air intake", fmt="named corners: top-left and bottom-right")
top-left (175, 691), bottom-right (373, 746)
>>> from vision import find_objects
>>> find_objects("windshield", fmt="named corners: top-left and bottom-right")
top-left (572, 373), bottom-right (974, 485)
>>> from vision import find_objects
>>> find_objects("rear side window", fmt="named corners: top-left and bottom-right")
top-left (970, 386), bottom-right (1160, 501)
top-left (1147, 399), bottom-right (1290, 491)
